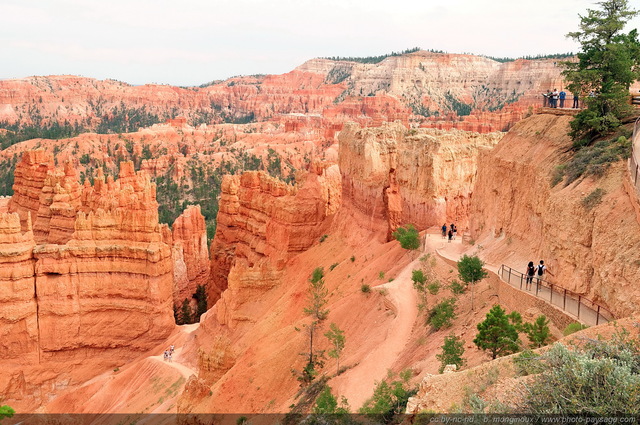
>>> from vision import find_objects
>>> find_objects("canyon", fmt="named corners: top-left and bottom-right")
top-left (0, 51), bottom-right (567, 134)
top-left (0, 50), bottom-right (639, 416)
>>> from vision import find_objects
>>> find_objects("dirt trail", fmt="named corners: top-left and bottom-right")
top-left (335, 251), bottom-right (420, 409)
top-left (44, 323), bottom-right (200, 414)
top-left (336, 230), bottom-right (474, 409)
top-left (150, 346), bottom-right (197, 379)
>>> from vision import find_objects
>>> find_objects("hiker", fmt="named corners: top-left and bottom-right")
top-left (551, 89), bottom-right (559, 108)
top-left (559, 90), bottom-right (566, 108)
top-left (572, 92), bottom-right (579, 108)
top-left (526, 261), bottom-right (535, 290)
top-left (447, 229), bottom-right (453, 243)
top-left (452, 224), bottom-right (457, 240)
top-left (170, 345), bottom-right (175, 354)
top-left (441, 223), bottom-right (447, 239)
top-left (542, 92), bottom-right (549, 107)
top-left (537, 260), bottom-right (553, 283)
top-left (168, 352), bottom-right (173, 362)
top-left (163, 351), bottom-right (168, 361)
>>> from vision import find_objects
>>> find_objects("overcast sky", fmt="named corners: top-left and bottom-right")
top-left (1, 0), bottom-right (639, 86)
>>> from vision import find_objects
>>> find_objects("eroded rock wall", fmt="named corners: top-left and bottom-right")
top-left (1, 152), bottom-right (175, 410)
top-left (208, 165), bottom-right (340, 307)
top-left (337, 122), bottom-right (502, 241)
top-left (172, 205), bottom-right (210, 307)
top-left (469, 113), bottom-right (640, 317)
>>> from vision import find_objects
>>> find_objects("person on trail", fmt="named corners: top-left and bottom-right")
top-left (170, 345), bottom-right (175, 354)
top-left (526, 261), bottom-right (535, 290)
top-left (441, 223), bottom-right (447, 239)
top-left (447, 229), bottom-right (453, 243)
top-left (572, 92), bottom-right (580, 108)
top-left (542, 92), bottom-right (548, 107)
top-left (559, 90), bottom-right (566, 108)
top-left (551, 89), bottom-right (559, 108)
top-left (163, 351), bottom-right (168, 361)
top-left (537, 260), bottom-right (553, 283)
top-left (452, 224), bottom-right (457, 240)
top-left (168, 352), bottom-right (173, 362)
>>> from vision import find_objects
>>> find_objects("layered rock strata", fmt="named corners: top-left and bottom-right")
top-left (172, 205), bottom-right (210, 307)
top-left (208, 164), bottom-right (341, 316)
top-left (1, 151), bottom-right (175, 410)
top-left (337, 122), bottom-right (502, 241)
top-left (469, 113), bottom-right (640, 317)
top-left (0, 52), bottom-right (567, 132)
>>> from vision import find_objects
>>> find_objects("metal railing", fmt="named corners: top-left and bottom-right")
top-left (629, 117), bottom-right (640, 198)
top-left (498, 265), bottom-right (614, 326)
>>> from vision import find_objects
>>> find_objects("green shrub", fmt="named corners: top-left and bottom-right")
top-left (581, 188), bottom-right (605, 210)
top-left (525, 340), bottom-right (640, 414)
top-left (361, 284), bottom-right (371, 294)
top-left (392, 224), bottom-right (421, 250)
top-left (513, 349), bottom-right (545, 376)
top-left (449, 280), bottom-right (466, 295)
top-left (427, 282), bottom-right (441, 295)
top-left (350, 255), bottom-right (356, 262)
top-left (310, 267), bottom-right (325, 284)
top-left (358, 370), bottom-right (416, 423)
top-left (329, 263), bottom-right (339, 271)
top-left (564, 136), bottom-right (631, 185)
top-left (319, 234), bottom-right (328, 243)
top-left (563, 322), bottom-right (588, 336)
top-left (378, 271), bottom-right (385, 280)
top-left (428, 298), bottom-right (457, 330)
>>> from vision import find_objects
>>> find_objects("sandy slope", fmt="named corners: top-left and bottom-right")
top-left (45, 323), bottom-right (199, 414)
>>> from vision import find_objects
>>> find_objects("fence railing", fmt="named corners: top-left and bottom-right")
top-left (498, 265), bottom-right (614, 326)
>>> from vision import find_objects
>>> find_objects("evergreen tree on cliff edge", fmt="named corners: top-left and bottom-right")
top-left (562, 0), bottom-right (640, 147)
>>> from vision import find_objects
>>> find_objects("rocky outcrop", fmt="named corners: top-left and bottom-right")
top-left (8, 150), bottom-right (54, 232)
top-left (337, 122), bottom-right (502, 241)
top-left (0, 212), bottom-right (37, 363)
top-left (172, 205), bottom-right (210, 307)
top-left (469, 113), bottom-right (640, 318)
top-left (208, 164), bottom-right (341, 317)
top-left (1, 152), bottom-right (175, 410)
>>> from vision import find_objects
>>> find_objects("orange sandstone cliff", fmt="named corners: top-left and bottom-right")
top-left (337, 122), bottom-right (502, 241)
top-left (208, 164), bottom-right (341, 306)
top-left (172, 205), bottom-right (210, 307)
top-left (1, 152), bottom-right (175, 411)
top-left (469, 113), bottom-right (640, 318)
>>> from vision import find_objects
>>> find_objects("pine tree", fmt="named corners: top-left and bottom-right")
top-left (474, 305), bottom-right (521, 359)
top-left (297, 267), bottom-right (329, 386)
top-left (180, 298), bottom-right (192, 324)
top-left (562, 0), bottom-right (640, 146)
top-left (324, 323), bottom-right (346, 375)
top-left (436, 334), bottom-right (466, 373)
top-left (194, 284), bottom-right (208, 322)
top-left (523, 315), bottom-right (553, 348)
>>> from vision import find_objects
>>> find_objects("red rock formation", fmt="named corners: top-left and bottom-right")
top-left (172, 205), bottom-right (210, 307)
top-left (1, 152), bottom-right (175, 411)
top-left (336, 122), bottom-right (502, 241)
top-left (0, 212), bottom-right (37, 364)
top-left (208, 166), bottom-right (340, 310)
top-left (8, 150), bottom-right (54, 232)
top-left (469, 113), bottom-right (640, 318)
